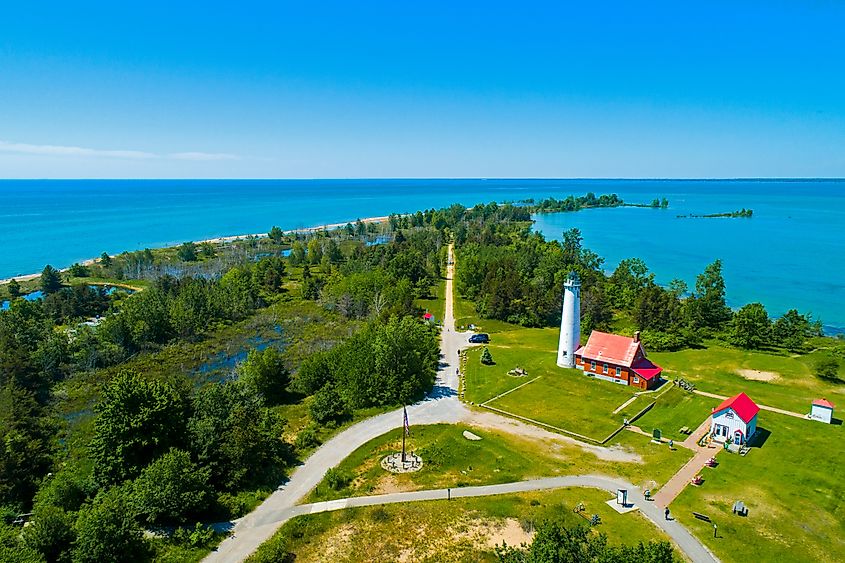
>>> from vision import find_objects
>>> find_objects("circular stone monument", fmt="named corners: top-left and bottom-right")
top-left (381, 452), bottom-right (423, 473)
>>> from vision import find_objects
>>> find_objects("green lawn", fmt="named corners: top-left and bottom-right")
top-left (489, 375), bottom-right (638, 441)
top-left (649, 343), bottom-right (845, 415)
top-left (415, 278), bottom-right (447, 324)
top-left (250, 487), bottom-right (677, 563)
top-left (307, 423), bottom-right (693, 505)
top-left (307, 424), bottom-right (575, 503)
top-left (454, 292), bottom-right (520, 333)
top-left (671, 411), bottom-right (845, 562)
top-left (463, 326), bottom-right (564, 403)
top-left (636, 387), bottom-right (715, 442)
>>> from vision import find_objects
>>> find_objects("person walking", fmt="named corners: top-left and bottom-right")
top-left (665, 507), bottom-right (670, 520)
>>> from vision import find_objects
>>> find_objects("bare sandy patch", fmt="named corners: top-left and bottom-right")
top-left (737, 369), bottom-right (780, 382)
top-left (320, 523), bottom-right (357, 561)
top-left (467, 411), bottom-right (642, 463)
top-left (372, 474), bottom-right (406, 495)
top-left (484, 518), bottom-right (534, 549)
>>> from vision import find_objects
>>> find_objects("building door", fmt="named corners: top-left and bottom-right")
top-left (733, 430), bottom-right (743, 445)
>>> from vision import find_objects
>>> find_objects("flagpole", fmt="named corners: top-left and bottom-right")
top-left (402, 405), bottom-right (407, 463)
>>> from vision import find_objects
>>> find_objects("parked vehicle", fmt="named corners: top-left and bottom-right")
top-left (468, 333), bottom-right (489, 343)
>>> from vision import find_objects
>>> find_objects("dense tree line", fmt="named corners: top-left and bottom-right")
top-left (532, 192), bottom-right (624, 213)
top-left (296, 315), bottom-right (439, 415)
top-left (457, 226), bottom-right (604, 327)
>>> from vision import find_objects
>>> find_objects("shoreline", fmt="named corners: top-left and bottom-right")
top-left (0, 215), bottom-right (389, 286)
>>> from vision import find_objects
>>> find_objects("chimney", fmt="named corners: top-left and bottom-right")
top-left (633, 331), bottom-right (640, 343)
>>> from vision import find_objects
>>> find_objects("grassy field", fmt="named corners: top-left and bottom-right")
top-left (454, 292), bottom-right (520, 333)
top-left (650, 343), bottom-right (845, 415)
top-left (415, 278), bottom-right (447, 324)
top-left (307, 423), bottom-right (693, 504)
top-left (636, 386), bottom-right (715, 442)
top-left (306, 424), bottom-right (576, 503)
top-left (463, 327), bottom-right (562, 403)
top-left (249, 487), bottom-right (677, 563)
top-left (489, 375), bottom-right (640, 441)
top-left (671, 411), bottom-right (845, 562)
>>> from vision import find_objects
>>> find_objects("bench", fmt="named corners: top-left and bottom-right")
top-left (693, 512), bottom-right (712, 522)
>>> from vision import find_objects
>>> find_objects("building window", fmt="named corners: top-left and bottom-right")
top-left (603, 363), bottom-right (608, 374)
top-left (590, 361), bottom-right (596, 371)
top-left (633, 376), bottom-right (640, 384)
top-left (725, 411), bottom-right (734, 419)
top-left (616, 367), bottom-right (622, 377)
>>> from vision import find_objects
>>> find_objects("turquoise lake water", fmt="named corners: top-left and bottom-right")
top-left (1, 179), bottom-right (843, 332)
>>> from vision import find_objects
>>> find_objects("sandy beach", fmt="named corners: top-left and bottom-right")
top-left (0, 215), bottom-right (389, 286)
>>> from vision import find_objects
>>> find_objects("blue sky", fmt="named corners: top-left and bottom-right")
top-left (1, 1), bottom-right (844, 178)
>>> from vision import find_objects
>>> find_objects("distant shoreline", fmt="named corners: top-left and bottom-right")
top-left (0, 215), bottom-right (389, 286)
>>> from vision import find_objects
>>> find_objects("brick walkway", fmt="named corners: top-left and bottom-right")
top-left (653, 417), bottom-right (720, 509)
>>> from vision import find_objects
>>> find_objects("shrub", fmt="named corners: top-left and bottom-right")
top-left (480, 347), bottom-right (494, 365)
top-left (295, 425), bottom-right (321, 450)
top-left (173, 522), bottom-right (216, 549)
top-left (131, 448), bottom-right (210, 526)
top-left (814, 356), bottom-right (840, 380)
top-left (67, 263), bottom-right (90, 277)
top-left (309, 385), bottom-right (350, 424)
top-left (324, 468), bottom-right (352, 491)
top-left (23, 504), bottom-right (75, 563)
top-left (369, 506), bottom-right (390, 522)
top-left (640, 330), bottom-right (688, 352)
top-left (73, 486), bottom-right (146, 563)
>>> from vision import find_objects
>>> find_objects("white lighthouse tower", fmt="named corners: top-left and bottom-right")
top-left (557, 272), bottom-right (581, 368)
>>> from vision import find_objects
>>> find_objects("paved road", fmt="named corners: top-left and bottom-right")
top-left (205, 244), bottom-right (471, 562)
top-left (226, 476), bottom-right (719, 563)
top-left (205, 245), bottom-right (717, 562)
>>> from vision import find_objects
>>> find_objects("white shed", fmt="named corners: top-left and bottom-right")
top-left (810, 399), bottom-right (834, 424)
top-left (711, 392), bottom-right (759, 446)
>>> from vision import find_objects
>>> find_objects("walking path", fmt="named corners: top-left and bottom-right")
top-left (247, 475), bottom-right (718, 563)
top-left (653, 415), bottom-right (721, 509)
top-left (205, 244), bottom-right (714, 562)
top-left (693, 390), bottom-right (806, 419)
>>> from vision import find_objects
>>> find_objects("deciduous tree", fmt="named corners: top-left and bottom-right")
top-left (89, 371), bottom-right (188, 485)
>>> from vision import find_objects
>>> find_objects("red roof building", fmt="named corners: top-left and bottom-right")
top-left (812, 398), bottom-right (835, 409)
top-left (811, 398), bottom-right (835, 424)
top-left (712, 392), bottom-right (760, 424)
top-left (711, 392), bottom-right (760, 445)
top-left (573, 330), bottom-right (663, 390)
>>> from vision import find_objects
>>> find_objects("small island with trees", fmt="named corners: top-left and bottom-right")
top-left (676, 208), bottom-right (753, 219)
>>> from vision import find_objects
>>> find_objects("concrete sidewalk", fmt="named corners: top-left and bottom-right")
top-left (237, 475), bottom-right (719, 563)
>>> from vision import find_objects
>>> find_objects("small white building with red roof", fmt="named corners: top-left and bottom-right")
top-left (573, 330), bottom-right (663, 390)
top-left (711, 392), bottom-right (759, 445)
top-left (810, 398), bottom-right (835, 424)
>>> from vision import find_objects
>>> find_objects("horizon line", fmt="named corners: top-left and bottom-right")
top-left (1, 177), bottom-right (845, 182)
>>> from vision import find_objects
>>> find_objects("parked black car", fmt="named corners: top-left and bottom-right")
top-left (468, 333), bottom-right (489, 343)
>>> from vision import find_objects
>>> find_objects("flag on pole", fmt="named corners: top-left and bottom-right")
top-left (403, 405), bottom-right (411, 436)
